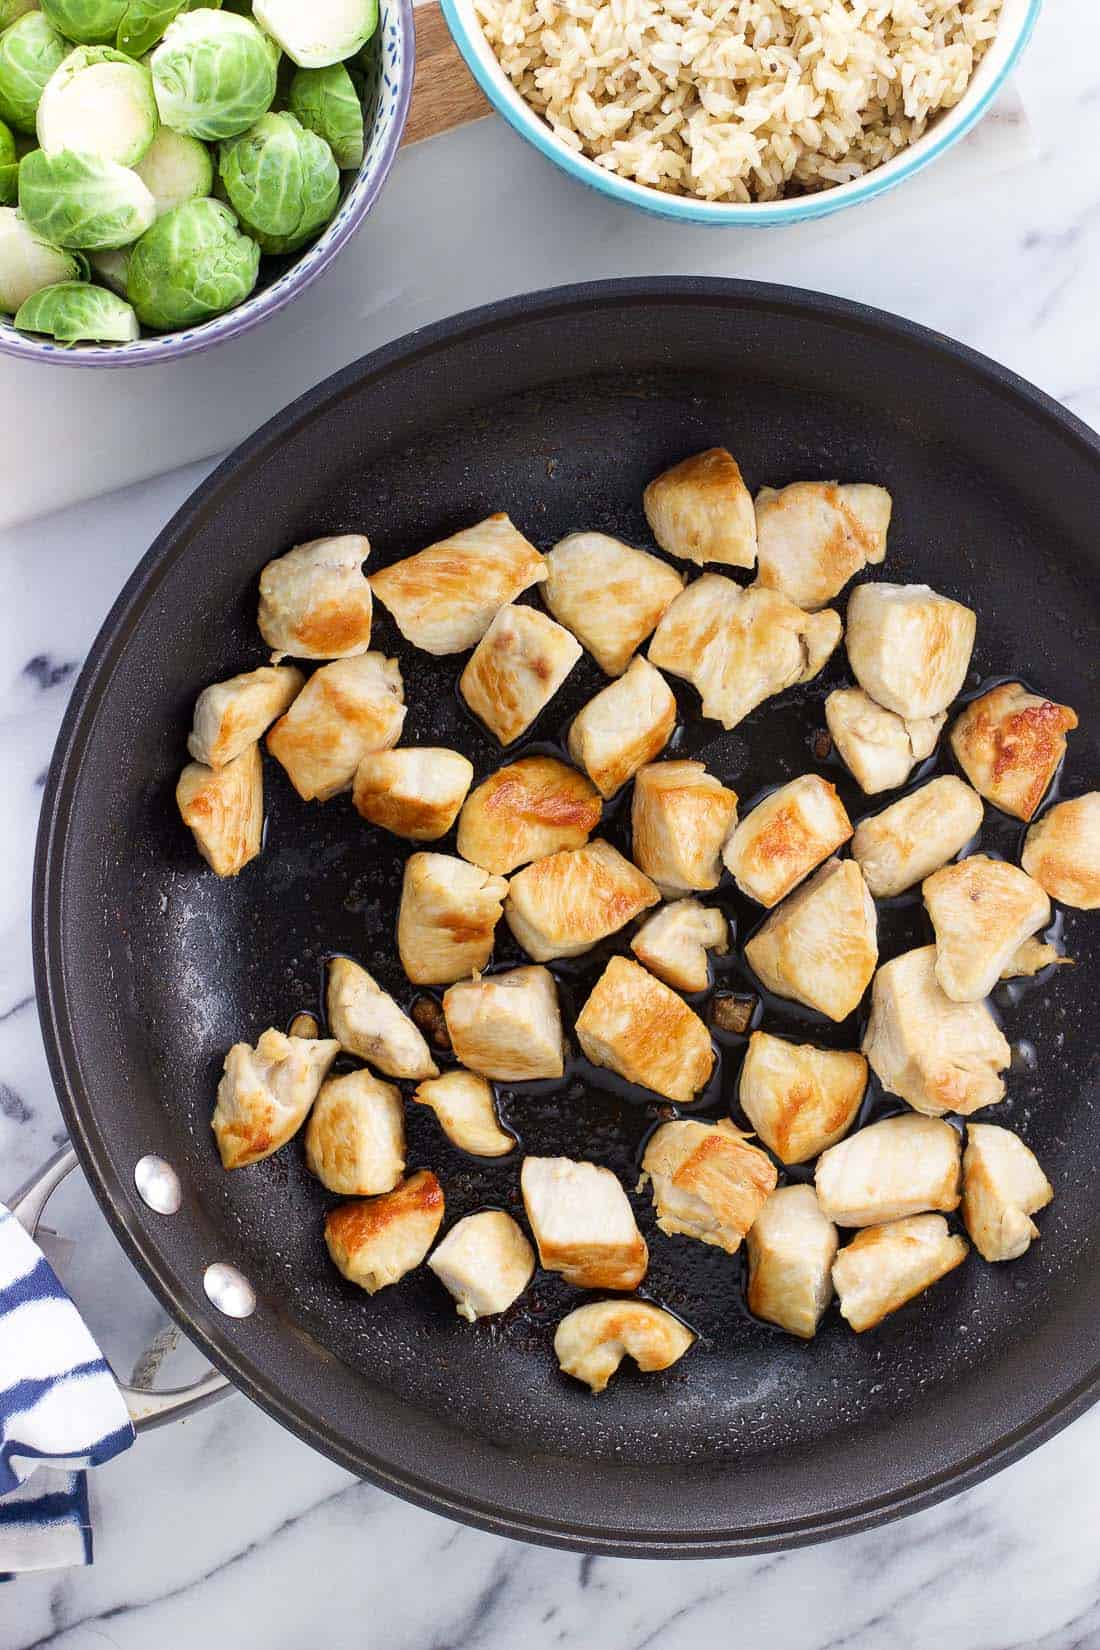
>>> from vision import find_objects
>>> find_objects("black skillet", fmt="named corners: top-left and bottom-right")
top-left (33, 279), bottom-right (1100, 1557)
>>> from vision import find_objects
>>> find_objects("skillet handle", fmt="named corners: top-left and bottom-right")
top-left (8, 1143), bottom-right (230, 1432)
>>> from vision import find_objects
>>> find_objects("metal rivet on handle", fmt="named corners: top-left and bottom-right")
top-left (134, 1155), bottom-right (182, 1216)
top-left (203, 1262), bottom-right (256, 1319)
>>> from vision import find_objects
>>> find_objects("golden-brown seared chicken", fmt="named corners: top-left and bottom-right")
top-left (746, 1184), bottom-right (839, 1339)
top-left (832, 1215), bottom-right (968, 1332)
top-left (304, 1068), bottom-right (405, 1196)
top-left (456, 756), bottom-right (602, 876)
top-left (1022, 794), bottom-right (1100, 909)
top-left (862, 946), bottom-right (1010, 1115)
top-left (504, 838), bottom-right (659, 961)
top-left (631, 761), bottom-right (738, 892)
top-left (950, 682), bottom-right (1078, 822)
top-left (744, 858), bottom-right (877, 1022)
top-left (1000, 938), bottom-right (1071, 979)
top-left (738, 1031), bottom-right (867, 1165)
top-left (640, 1119), bottom-right (776, 1253)
top-left (257, 535), bottom-right (373, 661)
top-left (629, 899), bottom-right (728, 993)
top-left (755, 481), bottom-right (891, 609)
top-left (643, 447), bottom-right (757, 569)
top-left (397, 853), bottom-right (508, 985)
top-left (521, 1156), bottom-right (648, 1289)
top-left (177, 743), bottom-right (263, 877)
top-left (648, 574), bottom-right (841, 732)
top-left (962, 1123), bottom-right (1053, 1263)
top-left (850, 776), bottom-right (983, 898)
top-left (326, 955), bottom-right (438, 1080)
top-left (288, 1011), bottom-right (320, 1039)
top-left (824, 687), bottom-right (945, 795)
top-left (723, 775), bottom-right (851, 908)
top-left (368, 515), bottom-right (546, 655)
top-left (188, 665), bottom-right (304, 769)
top-left (212, 1026), bottom-right (339, 1169)
top-left (845, 583), bottom-right (976, 720)
top-left (352, 747), bottom-right (473, 841)
top-left (574, 955), bottom-right (714, 1105)
top-left (266, 653), bottom-right (405, 802)
top-left (923, 855), bottom-right (1051, 1002)
top-left (567, 656), bottom-right (677, 798)
top-left (459, 604), bottom-right (582, 745)
top-left (543, 532), bottom-right (684, 676)
top-left (815, 1114), bottom-right (961, 1227)
top-left (324, 1170), bottom-right (445, 1294)
top-left (412, 1070), bottom-right (515, 1156)
top-left (428, 1210), bottom-right (535, 1321)
top-left (442, 966), bottom-right (564, 1081)
top-left (554, 1300), bottom-right (694, 1393)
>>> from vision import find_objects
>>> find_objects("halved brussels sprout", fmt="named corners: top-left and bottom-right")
top-left (0, 12), bottom-right (67, 133)
top-left (133, 121), bottom-right (210, 213)
top-left (126, 194), bottom-right (257, 326)
top-left (0, 112), bottom-right (15, 201)
top-left (0, 203), bottom-right (86, 308)
top-left (287, 62), bottom-right (362, 169)
top-left (151, 9), bottom-right (277, 142)
top-left (19, 145), bottom-right (156, 246)
top-left (218, 109), bottom-right (337, 254)
top-left (117, 0), bottom-right (221, 60)
top-left (37, 46), bottom-right (158, 166)
top-left (89, 242), bottom-right (128, 291)
top-left (0, 0), bottom-right (38, 30)
top-left (40, 0), bottom-right (128, 46)
top-left (15, 276), bottom-right (138, 339)
top-left (252, 0), bottom-right (378, 69)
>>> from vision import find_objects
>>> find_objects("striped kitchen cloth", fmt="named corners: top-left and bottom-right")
top-left (0, 1203), bottom-right (134, 1578)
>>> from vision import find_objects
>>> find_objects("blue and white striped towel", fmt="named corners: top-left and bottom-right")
top-left (0, 1203), bottom-right (134, 1578)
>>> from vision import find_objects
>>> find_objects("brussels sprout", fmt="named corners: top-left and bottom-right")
top-left (133, 121), bottom-right (209, 213)
top-left (127, 194), bottom-right (256, 326)
top-left (151, 10), bottom-right (277, 142)
top-left (19, 145), bottom-right (156, 246)
top-left (116, 0), bottom-right (220, 60)
top-left (15, 277), bottom-right (138, 338)
top-left (252, 0), bottom-right (378, 70)
top-left (218, 109), bottom-right (336, 254)
top-left (40, 0), bottom-right (127, 46)
top-left (0, 12), bottom-right (66, 133)
top-left (0, 202), bottom-right (84, 307)
top-left (0, 0), bottom-right (38, 30)
top-left (88, 241), bottom-right (127, 290)
top-left (287, 62), bottom-right (362, 169)
top-left (0, 112), bottom-right (15, 200)
top-left (37, 46), bottom-right (158, 165)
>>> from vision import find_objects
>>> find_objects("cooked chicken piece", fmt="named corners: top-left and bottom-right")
top-left (746, 1184), bottom-right (839, 1339)
top-left (326, 955), bottom-right (438, 1080)
top-left (999, 938), bottom-right (1071, 979)
top-left (304, 1069), bottom-right (405, 1196)
top-left (832, 1215), bottom-right (968, 1332)
top-left (816, 1114), bottom-right (961, 1227)
top-left (648, 574), bottom-right (841, 732)
top-left (825, 687), bottom-right (945, 795)
top-left (629, 899), bottom-right (728, 992)
top-left (504, 838), bottom-right (659, 961)
top-left (755, 481), bottom-right (891, 610)
top-left (923, 855), bottom-right (1051, 1002)
top-left (631, 761), bottom-right (738, 892)
top-left (744, 858), bottom-right (877, 1022)
top-left (862, 946), bottom-right (1010, 1116)
top-left (640, 1119), bottom-right (776, 1253)
top-left (459, 604), bottom-right (582, 746)
top-left (188, 665), bottom-right (303, 769)
top-left (845, 583), bottom-right (976, 720)
top-left (554, 1300), bottom-right (694, 1393)
top-left (177, 743), bottom-right (263, 878)
top-left (1022, 793), bottom-right (1100, 907)
top-left (442, 966), bottom-right (564, 1081)
top-left (456, 756), bottom-right (602, 876)
top-left (397, 853), bottom-right (508, 985)
top-left (643, 447), bottom-right (757, 569)
top-left (257, 535), bottom-right (373, 662)
top-left (567, 656), bottom-right (677, 798)
top-left (428, 1210), bottom-right (535, 1321)
top-left (574, 955), bottom-right (714, 1105)
top-left (951, 682), bottom-right (1078, 822)
top-left (521, 1156), bottom-right (648, 1289)
top-left (962, 1123), bottom-right (1053, 1263)
top-left (723, 775), bottom-right (851, 908)
top-left (212, 1026), bottom-right (339, 1169)
top-left (738, 1031), bottom-right (867, 1165)
top-left (266, 653), bottom-right (405, 802)
top-left (543, 532), bottom-right (684, 676)
top-left (324, 1170), bottom-right (445, 1294)
top-left (850, 776), bottom-right (983, 897)
top-left (368, 515), bottom-right (546, 655)
top-left (352, 746), bottom-right (473, 841)
top-left (288, 1011), bottom-right (320, 1039)
top-left (412, 1070), bottom-right (515, 1157)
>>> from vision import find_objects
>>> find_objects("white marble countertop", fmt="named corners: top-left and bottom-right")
top-left (6, 4), bottom-right (1100, 1643)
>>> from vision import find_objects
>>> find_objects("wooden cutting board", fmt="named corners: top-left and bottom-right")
top-left (402, 2), bottom-right (493, 147)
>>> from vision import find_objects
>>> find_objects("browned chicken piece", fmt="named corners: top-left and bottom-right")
top-left (845, 583), bottom-right (976, 720)
top-left (459, 604), bottom-right (583, 745)
top-left (428, 1210), bottom-right (535, 1321)
top-left (631, 760), bottom-right (738, 892)
top-left (744, 858), bottom-right (878, 1022)
top-left (738, 1031), bottom-right (867, 1165)
top-left (850, 776), bottom-right (983, 897)
top-left (324, 1170), bottom-right (445, 1294)
top-left (554, 1300), bottom-right (694, 1393)
top-left (832, 1215), bottom-right (968, 1332)
top-left (923, 855), bottom-right (1051, 1002)
top-left (999, 938), bottom-right (1071, 979)
top-left (543, 532), bottom-right (684, 676)
top-left (722, 774), bottom-right (851, 908)
top-left (442, 966), bottom-right (564, 1081)
top-left (212, 1026), bottom-right (339, 1169)
top-left (648, 574), bottom-right (841, 732)
top-left (640, 1119), bottom-right (776, 1253)
top-left (288, 1011), bottom-right (320, 1039)
top-left (951, 682), bottom-right (1078, 822)
top-left (352, 747), bottom-right (473, 841)
top-left (504, 838), bottom-right (659, 961)
top-left (754, 481), bottom-right (891, 610)
top-left (177, 742), bottom-right (263, 877)
top-left (326, 955), bottom-right (438, 1080)
top-left (962, 1123), bottom-right (1053, 1262)
top-left (643, 447), bottom-right (757, 569)
top-left (567, 656), bottom-right (677, 798)
top-left (574, 955), bottom-right (714, 1105)
top-left (746, 1184), bottom-right (839, 1339)
top-left (456, 756), bottom-right (602, 876)
top-left (412, 1070), bottom-right (515, 1157)
top-left (266, 653), bottom-right (405, 802)
top-left (824, 687), bottom-right (945, 795)
top-left (188, 665), bottom-right (304, 768)
top-left (304, 1068), bottom-right (405, 1196)
top-left (521, 1156), bottom-right (648, 1289)
top-left (1022, 793), bottom-right (1100, 907)
top-left (368, 514), bottom-right (546, 655)
top-left (815, 1114), bottom-right (961, 1227)
top-left (397, 853), bottom-right (507, 985)
top-left (257, 535), bottom-right (373, 661)
top-left (629, 899), bottom-right (728, 993)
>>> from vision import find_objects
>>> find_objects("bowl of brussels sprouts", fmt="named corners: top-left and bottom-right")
top-left (0, 0), bottom-right (414, 362)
